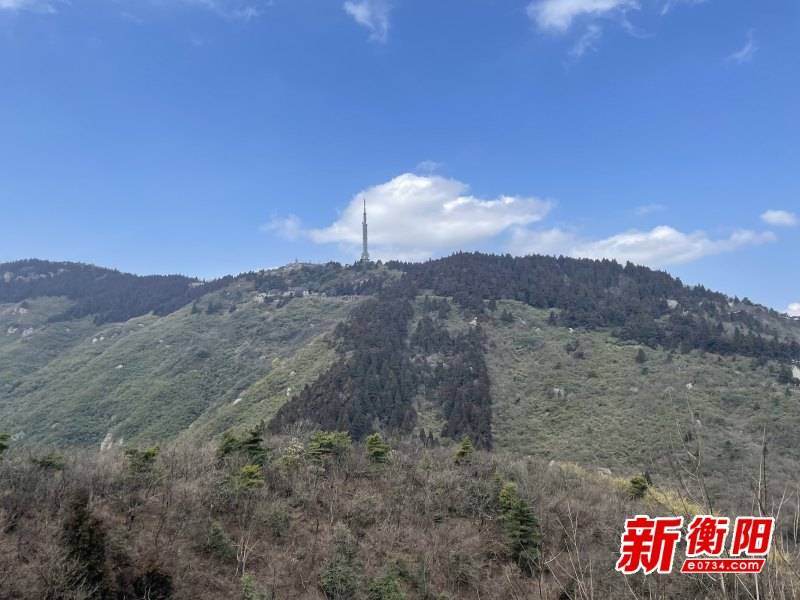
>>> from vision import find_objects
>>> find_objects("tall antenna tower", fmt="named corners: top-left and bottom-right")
top-left (360, 197), bottom-right (370, 263)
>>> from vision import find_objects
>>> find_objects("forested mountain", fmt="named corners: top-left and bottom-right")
top-left (1, 255), bottom-right (799, 485)
top-left (2, 254), bottom-right (800, 598)
top-left (1, 259), bottom-right (232, 325)
top-left (391, 253), bottom-right (800, 360)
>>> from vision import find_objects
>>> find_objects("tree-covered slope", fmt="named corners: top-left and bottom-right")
top-left (0, 278), bottom-right (357, 446)
top-left (482, 300), bottom-right (800, 510)
top-left (1, 253), bottom-right (798, 505)
top-left (0, 259), bottom-right (231, 325)
top-left (390, 252), bottom-right (800, 359)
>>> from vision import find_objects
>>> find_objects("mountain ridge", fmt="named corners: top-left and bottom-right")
top-left (2, 253), bottom-right (799, 507)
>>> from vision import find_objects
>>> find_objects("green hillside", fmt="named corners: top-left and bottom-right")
top-left (484, 300), bottom-right (800, 508)
top-left (0, 280), bottom-right (356, 446)
top-left (1, 255), bottom-right (799, 508)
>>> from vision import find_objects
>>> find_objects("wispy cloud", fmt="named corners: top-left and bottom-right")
top-left (527, 0), bottom-right (707, 57)
top-left (570, 24), bottom-right (603, 58)
top-left (509, 225), bottom-right (776, 268)
top-left (228, 5), bottom-right (262, 21)
top-left (660, 0), bottom-right (706, 16)
top-left (343, 0), bottom-right (392, 43)
top-left (787, 303), bottom-right (800, 318)
top-left (269, 173), bottom-right (552, 261)
top-left (526, 0), bottom-right (639, 33)
top-left (727, 30), bottom-right (757, 64)
top-left (181, 0), bottom-right (270, 21)
top-left (0, 0), bottom-right (58, 13)
top-left (0, 0), bottom-right (270, 19)
top-left (760, 209), bottom-right (797, 227)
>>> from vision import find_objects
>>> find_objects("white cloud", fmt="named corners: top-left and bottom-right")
top-left (289, 173), bottom-right (551, 261)
top-left (527, 0), bottom-right (638, 33)
top-left (787, 303), bottom-right (800, 318)
top-left (660, 0), bottom-right (706, 16)
top-left (761, 209), bottom-right (797, 227)
top-left (509, 225), bottom-right (776, 268)
top-left (570, 24), bottom-right (603, 58)
top-left (0, 0), bottom-right (271, 19)
top-left (728, 31), bottom-right (757, 64)
top-left (228, 5), bottom-right (262, 20)
top-left (181, 0), bottom-right (269, 20)
top-left (343, 0), bottom-right (392, 43)
top-left (527, 0), bottom-right (704, 57)
top-left (266, 173), bottom-right (779, 267)
top-left (0, 0), bottom-right (57, 12)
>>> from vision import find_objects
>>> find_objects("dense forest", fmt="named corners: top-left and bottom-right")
top-left (410, 306), bottom-right (493, 449)
top-left (390, 253), bottom-right (800, 361)
top-left (0, 260), bottom-right (231, 325)
top-left (5, 255), bottom-right (797, 362)
top-left (269, 280), bottom-right (420, 439)
top-left (268, 277), bottom-right (495, 448)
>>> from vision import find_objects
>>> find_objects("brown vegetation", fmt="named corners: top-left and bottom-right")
top-left (1, 433), bottom-right (799, 599)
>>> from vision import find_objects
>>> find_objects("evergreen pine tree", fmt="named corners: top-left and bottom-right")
top-left (240, 423), bottom-right (267, 466)
top-left (366, 433), bottom-right (391, 463)
top-left (320, 524), bottom-right (361, 600)
top-left (498, 481), bottom-right (541, 576)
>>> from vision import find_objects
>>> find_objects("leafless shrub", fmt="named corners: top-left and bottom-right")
top-left (0, 436), bottom-right (798, 599)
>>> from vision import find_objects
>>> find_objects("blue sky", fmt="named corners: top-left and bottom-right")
top-left (1, 0), bottom-right (797, 314)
